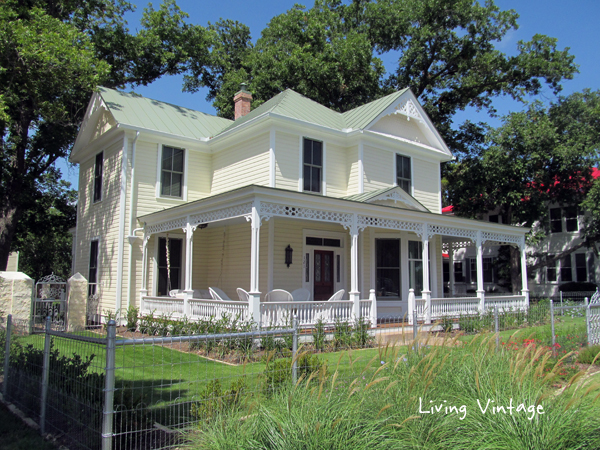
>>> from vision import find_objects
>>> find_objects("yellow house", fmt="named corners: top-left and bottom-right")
top-left (69, 85), bottom-right (530, 326)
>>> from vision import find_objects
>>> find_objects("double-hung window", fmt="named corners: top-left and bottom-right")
top-left (161, 146), bottom-right (184, 198)
top-left (408, 241), bottom-right (423, 295)
top-left (93, 152), bottom-right (103, 203)
top-left (546, 254), bottom-right (557, 282)
top-left (575, 253), bottom-right (588, 282)
top-left (550, 208), bottom-right (562, 233)
top-left (88, 240), bottom-right (99, 296)
top-left (375, 239), bottom-right (400, 297)
top-left (564, 206), bottom-right (578, 232)
top-left (303, 138), bottom-right (323, 193)
top-left (560, 255), bottom-right (573, 282)
top-left (396, 154), bottom-right (411, 193)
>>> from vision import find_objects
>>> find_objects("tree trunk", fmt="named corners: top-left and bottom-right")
top-left (0, 201), bottom-right (21, 271)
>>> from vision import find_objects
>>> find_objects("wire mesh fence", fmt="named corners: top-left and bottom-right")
top-left (0, 300), bottom-right (598, 449)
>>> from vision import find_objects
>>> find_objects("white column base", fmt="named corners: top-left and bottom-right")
top-left (423, 290), bottom-right (432, 324)
top-left (249, 292), bottom-right (261, 328)
top-left (477, 290), bottom-right (486, 313)
top-left (369, 289), bottom-right (377, 328)
top-left (350, 290), bottom-right (360, 320)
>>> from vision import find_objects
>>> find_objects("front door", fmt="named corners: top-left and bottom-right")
top-left (314, 250), bottom-right (334, 300)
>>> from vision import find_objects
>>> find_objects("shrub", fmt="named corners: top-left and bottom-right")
top-left (352, 316), bottom-right (373, 347)
top-left (577, 345), bottom-right (600, 365)
top-left (439, 315), bottom-right (454, 332)
top-left (125, 306), bottom-right (139, 332)
top-left (333, 318), bottom-right (353, 349)
top-left (458, 313), bottom-right (480, 333)
top-left (559, 281), bottom-right (598, 292)
top-left (190, 378), bottom-right (247, 423)
top-left (313, 318), bottom-right (326, 351)
top-left (263, 352), bottom-right (325, 394)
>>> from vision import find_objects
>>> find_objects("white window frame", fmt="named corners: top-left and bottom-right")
top-left (93, 151), bottom-right (103, 203)
top-left (156, 144), bottom-right (188, 201)
top-left (299, 137), bottom-right (326, 195)
top-left (393, 153), bottom-right (413, 195)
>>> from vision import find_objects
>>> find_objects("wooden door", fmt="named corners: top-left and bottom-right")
top-left (314, 250), bottom-right (334, 300)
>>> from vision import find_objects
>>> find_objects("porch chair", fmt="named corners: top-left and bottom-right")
top-left (291, 288), bottom-right (311, 302)
top-left (209, 287), bottom-right (232, 301)
top-left (327, 289), bottom-right (345, 302)
top-left (236, 288), bottom-right (250, 302)
top-left (265, 289), bottom-right (293, 302)
top-left (169, 289), bottom-right (184, 298)
top-left (193, 289), bottom-right (211, 299)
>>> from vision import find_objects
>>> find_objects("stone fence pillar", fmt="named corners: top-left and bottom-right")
top-left (67, 273), bottom-right (88, 331)
top-left (0, 272), bottom-right (34, 324)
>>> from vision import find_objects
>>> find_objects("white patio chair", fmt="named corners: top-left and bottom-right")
top-left (327, 289), bottom-right (345, 301)
top-left (236, 288), bottom-right (250, 302)
top-left (291, 288), bottom-right (311, 302)
top-left (209, 287), bottom-right (231, 301)
top-left (265, 289), bottom-right (293, 302)
top-left (169, 289), bottom-right (184, 298)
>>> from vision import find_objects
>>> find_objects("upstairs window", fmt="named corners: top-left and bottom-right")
top-left (564, 206), bottom-right (578, 232)
top-left (303, 138), bottom-right (322, 193)
top-left (396, 154), bottom-right (411, 193)
top-left (161, 146), bottom-right (184, 198)
top-left (93, 152), bottom-right (103, 203)
top-left (550, 208), bottom-right (562, 233)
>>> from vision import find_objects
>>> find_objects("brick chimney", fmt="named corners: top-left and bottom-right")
top-left (234, 83), bottom-right (252, 120)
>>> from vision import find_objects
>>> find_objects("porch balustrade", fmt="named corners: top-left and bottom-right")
top-left (413, 294), bottom-right (527, 323)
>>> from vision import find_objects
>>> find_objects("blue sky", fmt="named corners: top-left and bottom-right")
top-left (60, 0), bottom-right (600, 188)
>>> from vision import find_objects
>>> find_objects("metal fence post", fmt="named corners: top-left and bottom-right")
top-left (560, 291), bottom-right (563, 316)
top-left (550, 300), bottom-right (556, 357)
top-left (494, 306), bottom-right (499, 352)
top-left (102, 320), bottom-right (117, 450)
top-left (292, 316), bottom-right (298, 384)
top-left (413, 310), bottom-right (418, 354)
top-left (2, 315), bottom-right (12, 399)
top-left (586, 302), bottom-right (592, 346)
top-left (40, 316), bottom-right (52, 435)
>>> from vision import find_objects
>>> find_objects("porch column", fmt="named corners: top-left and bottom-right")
top-left (248, 204), bottom-right (262, 326)
top-left (183, 221), bottom-right (196, 317)
top-left (140, 234), bottom-right (150, 307)
top-left (349, 214), bottom-right (361, 320)
top-left (520, 238), bottom-right (530, 308)
top-left (421, 226), bottom-right (431, 324)
top-left (476, 232), bottom-right (485, 312)
top-left (448, 246), bottom-right (455, 297)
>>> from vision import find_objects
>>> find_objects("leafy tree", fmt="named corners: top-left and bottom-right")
top-left (446, 90), bottom-right (600, 291)
top-left (0, 0), bottom-right (210, 270)
top-left (10, 169), bottom-right (77, 281)
top-left (190, 0), bottom-right (577, 143)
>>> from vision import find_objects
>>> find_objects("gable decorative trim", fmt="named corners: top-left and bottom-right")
top-left (394, 99), bottom-right (424, 123)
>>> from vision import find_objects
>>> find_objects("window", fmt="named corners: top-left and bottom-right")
top-left (305, 237), bottom-right (341, 247)
top-left (560, 255), bottom-right (572, 282)
top-left (575, 253), bottom-right (587, 282)
top-left (483, 257), bottom-right (495, 283)
top-left (93, 152), bottom-right (103, 203)
top-left (303, 138), bottom-right (322, 193)
top-left (396, 154), bottom-right (411, 193)
top-left (547, 254), bottom-right (557, 282)
top-left (454, 262), bottom-right (464, 282)
top-left (443, 261), bottom-right (450, 283)
top-left (376, 239), bottom-right (400, 297)
top-left (550, 208), bottom-right (562, 233)
top-left (469, 258), bottom-right (477, 284)
top-left (157, 237), bottom-right (182, 296)
top-left (565, 206), bottom-right (578, 232)
top-left (408, 241), bottom-right (423, 295)
top-left (161, 146), bottom-right (184, 198)
top-left (88, 240), bottom-right (99, 296)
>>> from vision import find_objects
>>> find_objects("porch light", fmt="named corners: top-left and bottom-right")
top-left (285, 245), bottom-right (293, 268)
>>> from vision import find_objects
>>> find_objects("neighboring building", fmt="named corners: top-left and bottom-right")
top-left (442, 169), bottom-right (600, 297)
top-left (69, 85), bottom-right (529, 322)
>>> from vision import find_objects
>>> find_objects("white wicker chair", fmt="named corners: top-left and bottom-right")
top-left (209, 287), bottom-right (231, 301)
top-left (265, 289), bottom-right (293, 302)
top-left (291, 288), bottom-right (311, 302)
top-left (236, 288), bottom-right (250, 302)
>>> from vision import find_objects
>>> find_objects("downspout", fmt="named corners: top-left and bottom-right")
top-left (126, 131), bottom-right (140, 312)
top-left (115, 134), bottom-right (130, 322)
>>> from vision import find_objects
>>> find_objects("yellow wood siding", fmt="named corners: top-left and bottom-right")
top-left (73, 139), bottom-right (124, 313)
top-left (187, 151), bottom-right (212, 200)
top-left (347, 146), bottom-right (359, 196)
top-left (363, 145), bottom-right (394, 192)
top-left (325, 143), bottom-right (347, 198)
top-left (212, 133), bottom-right (270, 194)
top-left (275, 131), bottom-right (300, 191)
top-left (370, 115), bottom-right (433, 147)
top-left (413, 159), bottom-right (441, 213)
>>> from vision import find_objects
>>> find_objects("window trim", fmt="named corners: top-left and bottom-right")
top-left (301, 137), bottom-right (325, 195)
top-left (394, 153), bottom-right (412, 195)
top-left (156, 144), bottom-right (188, 201)
top-left (93, 151), bottom-right (103, 203)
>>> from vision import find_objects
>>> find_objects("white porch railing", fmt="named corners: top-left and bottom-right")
top-left (414, 294), bottom-right (527, 322)
top-left (141, 296), bottom-right (375, 328)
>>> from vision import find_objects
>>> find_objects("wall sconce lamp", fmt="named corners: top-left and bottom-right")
top-left (285, 245), bottom-right (293, 268)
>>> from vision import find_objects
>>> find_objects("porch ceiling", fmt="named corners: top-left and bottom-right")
top-left (138, 185), bottom-right (529, 244)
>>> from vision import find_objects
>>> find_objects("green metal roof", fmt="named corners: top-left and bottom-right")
top-left (342, 89), bottom-right (409, 130)
top-left (99, 86), bottom-right (414, 140)
top-left (99, 87), bottom-right (232, 139)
